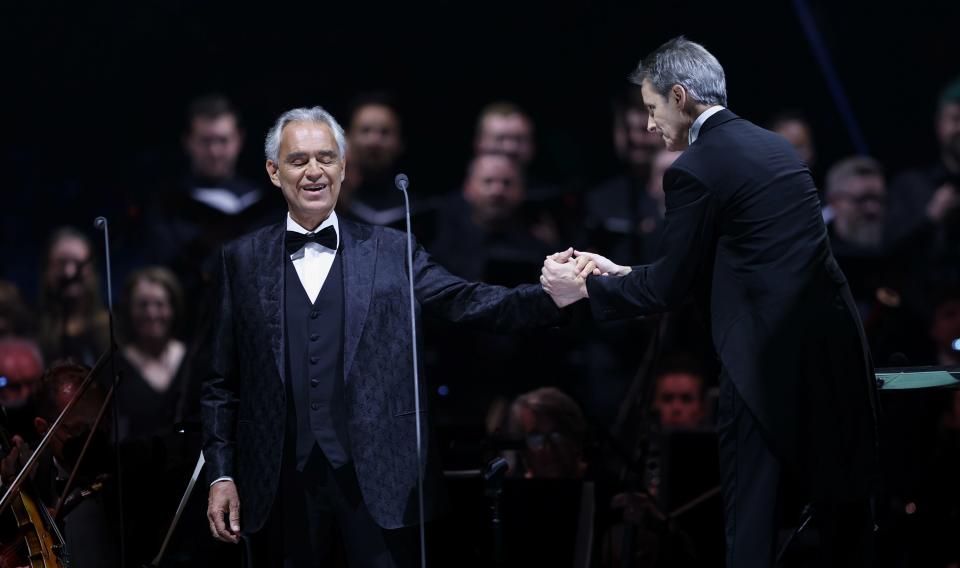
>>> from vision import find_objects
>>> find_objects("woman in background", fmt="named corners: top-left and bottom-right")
top-left (37, 227), bottom-right (109, 365)
top-left (116, 266), bottom-right (187, 440)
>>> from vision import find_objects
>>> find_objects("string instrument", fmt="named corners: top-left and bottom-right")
top-left (0, 427), bottom-right (67, 568)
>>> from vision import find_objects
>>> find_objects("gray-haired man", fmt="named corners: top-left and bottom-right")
top-left (202, 106), bottom-right (578, 566)
top-left (543, 37), bottom-right (878, 566)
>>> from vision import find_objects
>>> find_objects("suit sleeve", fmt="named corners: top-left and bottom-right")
top-left (201, 247), bottom-right (240, 483)
top-left (587, 167), bottom-right (718, 321)
top-left (410, 238), bottom-right (564, 331)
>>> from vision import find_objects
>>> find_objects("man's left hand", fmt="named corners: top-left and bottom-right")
top-left (541, 253), bottom-right (595, 308)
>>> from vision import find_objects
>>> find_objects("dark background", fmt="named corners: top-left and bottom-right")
top-left (2, 0), bottom-right (959, 290)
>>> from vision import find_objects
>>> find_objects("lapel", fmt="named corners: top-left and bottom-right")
top-left (255, 221), bottom-right (287, 383)
top-left (339, 219), bottom-right (377, 382)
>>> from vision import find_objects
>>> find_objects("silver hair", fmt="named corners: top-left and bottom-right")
top-left (630, 36), bottom-right (728, 107)
top-left (264, 106), bottom-right (347, 163)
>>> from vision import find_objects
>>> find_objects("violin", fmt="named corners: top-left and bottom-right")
top-left (0, 427), bottom-right (67, 568)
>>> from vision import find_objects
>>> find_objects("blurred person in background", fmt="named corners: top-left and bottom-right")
top-left (505, 387), bottom-right (588, 479)
top-left (769, 111), bottom-right (817, 172)
top-left (1, 361), bottom-right (119, 568)
top-left (887, 76), bottom-right (960, 270)
top-left (0, 281), bottom-right (34, 338)
top-left (144, 94), bottom-right (283, 331)
top-left (427, 152), bottom-right (566, 430)
top-left (473, 101), bottom-right (564, 241)
top-left (0, 337), bottom-right (44, 438)
top-left (652, 366), bottom-right (707, 430)
top-left (338, 92), bottom-right (416, 227)
top-left (37, 227), bottom-right (109, 366)
top-left (431, 152), bottom-right (556, 282)
top-left (583, 87), bottom-right (667, 265)
top-left (825, 156), bottom-right (886, 253)
top-left (115, 266), bottom-right (188, 440)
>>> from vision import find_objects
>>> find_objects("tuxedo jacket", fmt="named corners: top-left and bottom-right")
top-left (587, 109), bottom-right (879, 497)
top-left (201, 218), bottom-right (561, 532)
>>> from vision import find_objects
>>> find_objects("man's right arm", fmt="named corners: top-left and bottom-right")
top-left (201, 248), bottom-right (242, 543)
top-left (201, 247), bottom-right (240, 483)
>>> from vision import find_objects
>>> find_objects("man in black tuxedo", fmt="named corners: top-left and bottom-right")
top-left (543, 37), bottom-right (879, 567)
top-left (201, 106), bottom-right (582, 566)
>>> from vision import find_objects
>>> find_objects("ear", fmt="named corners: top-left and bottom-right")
top-left (340, 157), bottom-right (347, 183)
top-left (671, 84), bottom-right (687, 109)
top-left (34, 417), bottom-right (48, 436)
top-left (265, 160), bottom-right (282, 189)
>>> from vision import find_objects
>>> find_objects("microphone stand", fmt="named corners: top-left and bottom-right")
top-left (395, 173), bottom-right (428, 568)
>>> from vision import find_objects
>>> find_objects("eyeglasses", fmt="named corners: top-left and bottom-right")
top-left (525, 431), bottom-right (567, 451)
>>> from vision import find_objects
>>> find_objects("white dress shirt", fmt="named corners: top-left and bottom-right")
top-left (286, 211), bottom-right (340, 303)
top-left (211, 211), bottom-right (340, 488)
top-left (688, 105), bottom-right (726, 146)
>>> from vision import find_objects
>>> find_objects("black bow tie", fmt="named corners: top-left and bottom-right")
top-left (286, 226), bottom-right (337, 254)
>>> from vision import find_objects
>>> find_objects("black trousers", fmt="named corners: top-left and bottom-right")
top-left (252, 444), bottom-right (418, 568)
top-left (717, 377), bottom-right (873, 568)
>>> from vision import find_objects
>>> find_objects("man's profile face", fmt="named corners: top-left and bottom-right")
top-left (641, 80), bottom-right (690, 152)
top-left (185, 114), bottom-right (243, 181)
top-left (463, 154), bottom-right (525, 226)
top-left (475, 113), bottom-right (535, 166)
top-left (653, 373), bottom-right (704, 429)
top-left (347, 104), bottom-right (403, 175)
top-left (267, 121), bottom-right (345, 228)
top-left (936, 102), bottom-right (960, 163)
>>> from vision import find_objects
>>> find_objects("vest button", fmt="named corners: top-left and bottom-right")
top-left (310, 333), bottom-right (319, 341)
top-left (310, 310), bottom-right (320, 319)
top-left (310, 356), bottom-right (319, 364)
top-left (311, 402), bottom-right (320, 411)
top-left (310, 378), bottom-right (319, 387)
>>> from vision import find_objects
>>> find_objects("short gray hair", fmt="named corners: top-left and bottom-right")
top-left (630, 36), bottom-right (728, 107)
top-left (264, 106), bottom-right (347, 163)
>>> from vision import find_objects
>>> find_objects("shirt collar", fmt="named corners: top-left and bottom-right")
top-left (688, 105), bottom-right (726, 146)
top-left (286, 211), bottom-right (340, 251)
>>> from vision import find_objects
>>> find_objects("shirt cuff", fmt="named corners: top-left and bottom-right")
top-left (210, 476), bottom-right (234, 487)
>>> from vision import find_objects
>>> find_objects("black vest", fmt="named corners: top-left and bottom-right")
top-left (284, 250), bottom-right (351, 470)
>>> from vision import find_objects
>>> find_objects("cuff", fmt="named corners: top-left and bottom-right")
top-left (211, 476), bottom-right (234, 488)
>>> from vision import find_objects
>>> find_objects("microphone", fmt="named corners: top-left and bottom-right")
top-left (395, 173), bottom-right (427, 568)
top-left (394, 173), bottom-right (409, 192)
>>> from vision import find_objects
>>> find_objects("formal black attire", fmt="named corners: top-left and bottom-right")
top-left (201, 216), bottom-right (562, 566)
top-left (586, 109), bottom-right (880, 567)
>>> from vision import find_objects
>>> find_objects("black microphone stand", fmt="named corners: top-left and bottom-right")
top-left (395, 173), bottom-right (428, 568)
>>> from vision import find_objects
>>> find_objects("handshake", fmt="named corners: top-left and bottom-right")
top-left (539, 248), bottom-right (631, 308)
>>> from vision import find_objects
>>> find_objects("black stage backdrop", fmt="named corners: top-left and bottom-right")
top-left (2, 0), bottom-right (959, 291)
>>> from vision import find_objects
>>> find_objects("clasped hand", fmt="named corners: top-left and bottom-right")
top-left (540, 248), bottom-right (627, 308)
